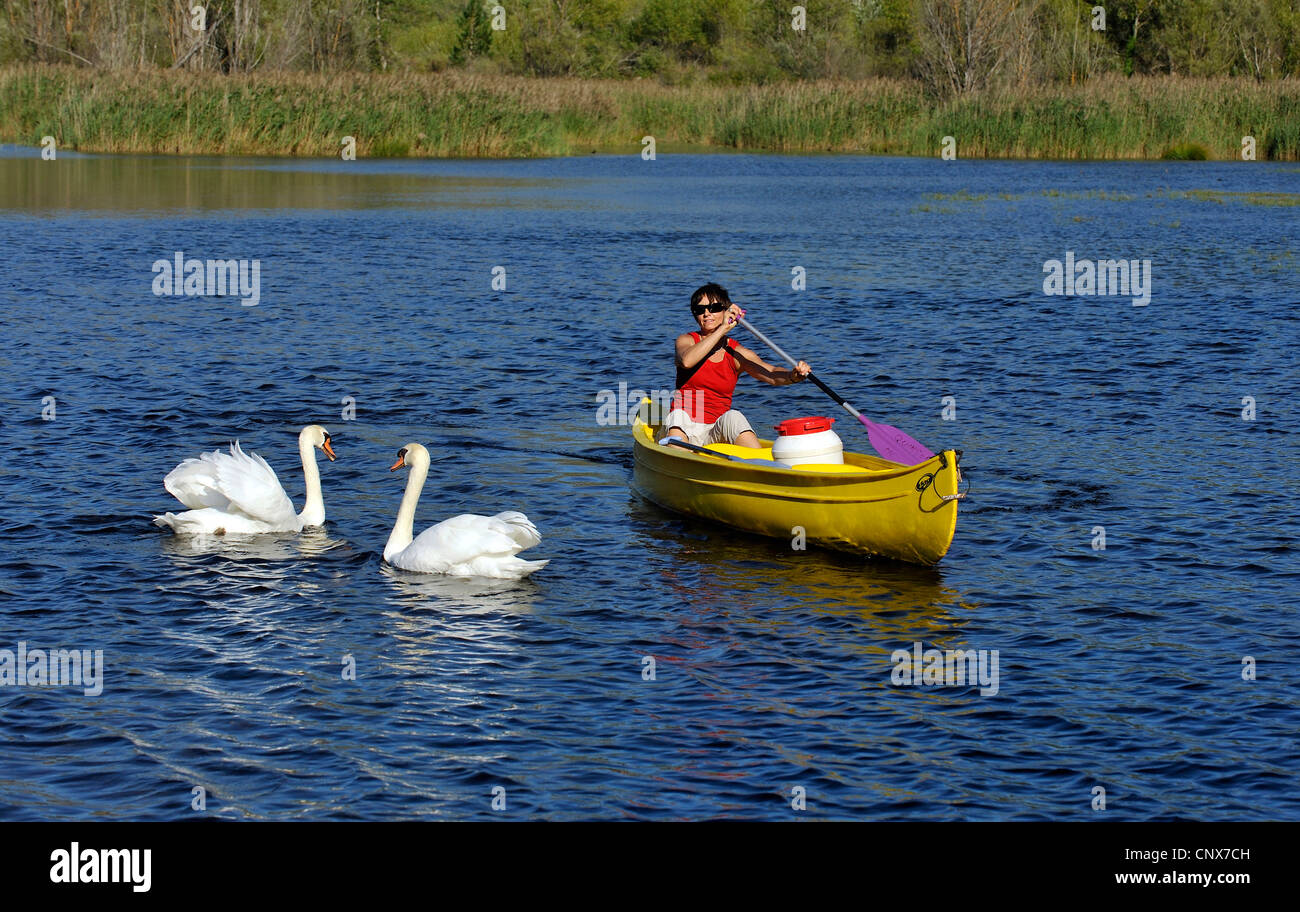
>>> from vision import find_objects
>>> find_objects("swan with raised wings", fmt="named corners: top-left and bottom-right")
top-left (384, 443), bottom-right (547, 579)
top-left (153, 425), bottom-right (337, 535)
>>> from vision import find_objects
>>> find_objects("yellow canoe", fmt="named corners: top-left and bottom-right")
top-left (630, 398), bottom-right (963, 565)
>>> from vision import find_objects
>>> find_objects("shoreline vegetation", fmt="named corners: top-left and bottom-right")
top-left (2, 65), bottom-right (1298, 160)
top-left (4, 1), bottom-right (1299, 161)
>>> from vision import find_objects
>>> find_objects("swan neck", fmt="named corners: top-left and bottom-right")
top-left (384, 454), bottom-right (428, 561)
top-left (298, 434), bottom-right (325, 527)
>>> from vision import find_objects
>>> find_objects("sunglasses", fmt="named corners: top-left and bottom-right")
top-left (690, 301), bottom-right (730, 316)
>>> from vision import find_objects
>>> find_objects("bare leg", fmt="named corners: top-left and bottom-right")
top-left (735, 430), bottom-right (760, 449)
top-left (665, 426), bottom-right (693, 450)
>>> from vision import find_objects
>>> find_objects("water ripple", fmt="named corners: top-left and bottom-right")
top-left (0, 153), bottom-right (1296, 820)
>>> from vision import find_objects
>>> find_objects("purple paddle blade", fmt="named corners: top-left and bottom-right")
top-left (733, 314), bottom-right (937, 465)
top-left (860, 416), bottom-right (936, 465)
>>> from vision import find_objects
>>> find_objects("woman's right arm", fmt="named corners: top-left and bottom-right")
top-left (676, 329), bottom-right (724, 369)
top-left (676, 309), bottom-right (736, 368)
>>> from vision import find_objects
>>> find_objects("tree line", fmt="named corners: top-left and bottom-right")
top-left (3, 0), bottom-right (1298, 92)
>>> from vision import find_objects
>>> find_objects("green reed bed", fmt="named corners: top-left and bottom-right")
top-left (1, 65), bottom-right (1296, 160)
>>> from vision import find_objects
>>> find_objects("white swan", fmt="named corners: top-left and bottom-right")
top-left (384, 442), bottom-right (548, 579)
top-left (153, 425), bottom-right (337, 535)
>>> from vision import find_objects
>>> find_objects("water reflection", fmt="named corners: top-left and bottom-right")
top-left (160, 527), bottom-right (344, 562)
top-left (627, 496), bottom-right (975, 649)
top-left (378, 566), bottom-right (536, 701)
top-left (379, 563), bottom-right (539, 614)
top-left (0, 151), bottom-right (562, 213)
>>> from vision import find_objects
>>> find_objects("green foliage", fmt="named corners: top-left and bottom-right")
top-left (451, 0), bottom-right (494, 65)
top-left (390, 19), bottom-right (460, 71)
top-left (1161, 141), bottom-right (1209, 158)
top-left (861, 0), bottom-right (920, 77)
top-left (4, 66), bottom-right (1296, 161)
top-left (0, 0), bottom-right (1298, 85)
top-left (630, 0), bottom-right (725, 62)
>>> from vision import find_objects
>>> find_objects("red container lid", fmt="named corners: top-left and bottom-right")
top-left (774, 416), bottom-right (836, 436)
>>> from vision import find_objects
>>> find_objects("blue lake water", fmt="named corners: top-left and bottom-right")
top-left (0, 148), bottom-right (1296, 819)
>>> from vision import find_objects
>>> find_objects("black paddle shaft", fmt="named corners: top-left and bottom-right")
top-left (805, 372), bottom-right (848, 408)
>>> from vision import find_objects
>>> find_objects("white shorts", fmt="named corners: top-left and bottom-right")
top-left (663, 408), bottom-right (754, 446)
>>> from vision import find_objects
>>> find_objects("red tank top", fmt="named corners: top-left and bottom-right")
top-left (673, 333), bottom-right (740, 423)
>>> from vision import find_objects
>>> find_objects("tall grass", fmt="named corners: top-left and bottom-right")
top-left (1, 65), bottom-right (1296, 160)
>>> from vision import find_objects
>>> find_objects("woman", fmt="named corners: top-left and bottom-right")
top-left (663, 283), bottom-right (811, 449)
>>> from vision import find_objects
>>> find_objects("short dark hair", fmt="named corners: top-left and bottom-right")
top-left (690, 283), bottom-right (731, 308)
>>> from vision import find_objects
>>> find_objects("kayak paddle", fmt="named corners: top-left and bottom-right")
top-left (657, 435), bottom-right (790, 468)
top-left (735, 314), bottom-right (936, 466)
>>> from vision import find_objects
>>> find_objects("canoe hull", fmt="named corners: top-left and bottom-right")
top-left (631, 402), bottom-right (960, 565)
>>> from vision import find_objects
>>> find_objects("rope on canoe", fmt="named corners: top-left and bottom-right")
top-left (915, 450), bottom-right (970, 501)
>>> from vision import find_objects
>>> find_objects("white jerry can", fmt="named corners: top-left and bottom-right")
top-left (771, 416), bottom-right (843, 466)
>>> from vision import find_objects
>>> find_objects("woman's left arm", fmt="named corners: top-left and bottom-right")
top-left (731, 343), bottom-right (811, 386)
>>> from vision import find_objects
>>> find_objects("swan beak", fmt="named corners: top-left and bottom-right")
top-left (388, 456), bottom-right (405, 471)
top-left (322, 439), bottom-right (337, 461)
